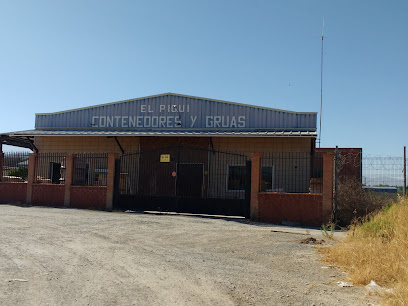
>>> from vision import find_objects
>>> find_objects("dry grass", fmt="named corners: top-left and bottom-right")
top-left (321, 197), bottom-right (408, 305)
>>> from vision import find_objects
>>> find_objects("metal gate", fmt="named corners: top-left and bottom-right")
top-left (115, 146), bottom-right (251, 217)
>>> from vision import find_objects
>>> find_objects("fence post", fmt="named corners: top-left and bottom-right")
top-left (334, 146), bottom-right (339, 224)
top-left (26, 153), bottom-right (37, 205)
top-left (64, 154), bottom-right (75, 208)
top-left (0, 152), bottom-right (3, 182)
top-left (113, 158), bottom-right (121, 209)
top-left (402, 146), bottom-right (407, 197)
top-left (322, 151), bottom-right (335, 224)
top-left (250, 152), bottom-right (262, 221)
top-left (245, 160), bottom-right (252, 219)
top-left (106, 153), bottom-right (119, 211)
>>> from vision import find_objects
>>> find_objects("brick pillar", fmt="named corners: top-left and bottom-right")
top-left (250, 152), bottom-right (262, 220)
top-left (64, 154), bottom-right (75, 208)
top-left (26, 153), bottom-right (37, 205)
top-left (0, 153), bottom-right (3, 182)
top-left (322, 152), bottom-right (335, 223)
top-left (106, 153), bottom-right (119, 211)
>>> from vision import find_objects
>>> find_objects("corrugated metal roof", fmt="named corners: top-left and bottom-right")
top-left (3, 93), bottom-right (318, 139)
top-left (36, 93), bottom-right (316, 116)
top-left (8, 129), bottom-right (317, 138)
top-left (34, 93), bottom-right (317, 132)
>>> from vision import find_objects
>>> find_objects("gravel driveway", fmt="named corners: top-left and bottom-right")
top-left (0, 205), bottom-right (371, 305)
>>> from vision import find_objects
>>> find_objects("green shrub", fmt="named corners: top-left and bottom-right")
top-left (7, 167), bottom-right (28, 180)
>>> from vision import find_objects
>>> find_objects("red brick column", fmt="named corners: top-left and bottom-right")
top-left (64, 154), bottom-right (75, 208)
top-left (250, 152), bottom-right (262, 220)
top-left (0, 153), bottom-right (3, 182)
top-left (26, 153), bottom-right (38, 205)
top-left (322, 152), bottom-right (335, 223)
top-left (106, 153), bottom-right (119, 211)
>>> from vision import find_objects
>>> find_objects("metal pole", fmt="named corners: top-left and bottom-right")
top-left (334, 146), bottom-right (338, 224)
top-left (318, 16), bottom-right (324, 148)
top-left (404, 146), bottom-right (406, 197)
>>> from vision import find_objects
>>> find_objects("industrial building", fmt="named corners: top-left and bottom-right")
top-left (1, 93), bottom-right (334, 225)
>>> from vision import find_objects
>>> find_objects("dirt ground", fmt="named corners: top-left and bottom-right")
top-left (0, 205), bottom-right (375, 306)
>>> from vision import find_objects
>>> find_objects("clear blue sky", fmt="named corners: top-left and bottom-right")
top-left (1, 0), bottom-right (407, 155)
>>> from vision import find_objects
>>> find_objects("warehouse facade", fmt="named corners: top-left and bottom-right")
top-left (1, 93), bottom-right (333, 223)
top-left (16, 92), bottom-right (316, 153)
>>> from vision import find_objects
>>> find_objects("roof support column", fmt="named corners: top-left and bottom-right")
top-left (106, 153), bottom-right (119, 211)
top-left (113, 137), bottom-right (124, 154)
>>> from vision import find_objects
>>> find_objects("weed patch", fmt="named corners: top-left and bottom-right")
top-left (337, 178), bottom-right (393, 226)
top-left (321, 197), bottom-right (408, 305)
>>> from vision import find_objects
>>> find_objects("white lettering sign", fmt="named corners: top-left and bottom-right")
top-left (90, 104), bottom-right (246, 129)
top-left (190, 116), bottom-right (197, 128)
top-left (205, 116), bottom-right (245, 128)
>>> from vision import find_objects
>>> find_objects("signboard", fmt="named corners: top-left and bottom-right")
top-left (35, 93), bottom-right (317, 131)
top-left (90, 104), bottom-right (245, 129)
top-left (160, 154), bottom-right (170, 163)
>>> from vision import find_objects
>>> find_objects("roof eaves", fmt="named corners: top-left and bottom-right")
top-left (5, 129), bottom-right (317, 138)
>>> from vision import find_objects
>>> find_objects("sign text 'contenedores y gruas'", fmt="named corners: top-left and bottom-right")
top-left (91, 104), bottom-right (246, 129)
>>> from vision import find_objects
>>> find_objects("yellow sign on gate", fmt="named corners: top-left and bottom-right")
top-left (160, 154), bottom-right (170, 163)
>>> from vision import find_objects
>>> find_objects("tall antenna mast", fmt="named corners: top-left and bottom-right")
top-left (318, 15), bottom-right (324, 148)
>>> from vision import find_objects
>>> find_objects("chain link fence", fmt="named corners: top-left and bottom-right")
top-left (334, 147), bottom-right (407, 225)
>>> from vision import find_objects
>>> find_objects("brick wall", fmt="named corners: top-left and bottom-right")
top-left (140, 136), bottom-right (210, 150)
top-left (250, 151), bottom-right (334, 227)
top-left (258, 193), bottom-right (326, 227)
top-left (0, 182), bottom-right (27, 204)
top-left (70, 186), bottom-right (107, 210)
top-left (0, 152), bottom-right (115, 211)
top-left (34, 136), bottom-right (313, 155)
top-left (34, 136), bottom-right (140, 153)
top-left (213, 137), bottom-right (312, 154)
top-left (31, 184), bottom-right (65, 207)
